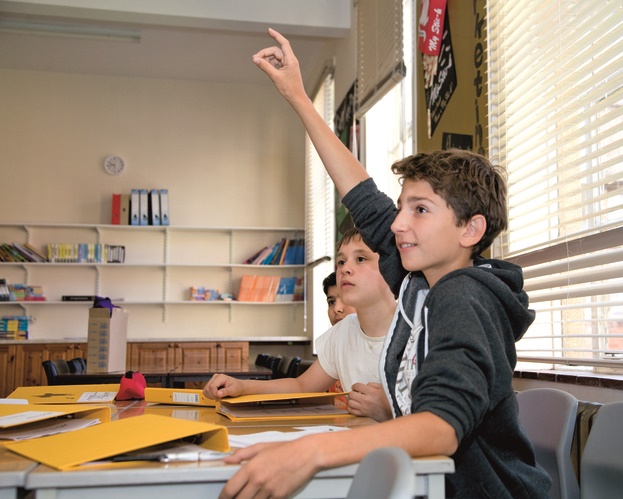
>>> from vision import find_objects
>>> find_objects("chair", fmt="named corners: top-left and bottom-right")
top-left (516, 388), bottom-right (580, 499)
top-left (580, 401), bottom-right (623, 499)
top-left (68, 357), bottom-right (87, 374)
top-left (254, 353), bottom-right (270, 367)
top-left (345, 447), bottom-right (415, 499)
top-left (41, 359), bottom-right (71, 385)
top-left (272, 356), bottom-right (301, 379)
top-left (265, 355), bottom-right (283, 376)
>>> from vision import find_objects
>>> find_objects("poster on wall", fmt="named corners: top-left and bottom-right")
top-left (419, 1), bottom-right (457, 138)
top-left (333, 83), bottom-right (357, 241)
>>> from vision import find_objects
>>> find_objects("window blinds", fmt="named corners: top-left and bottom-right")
top-left (356, 0), bottom-right (406, 116)
top-left (305, 69), bottom-right (336, 342)
top-left (487, 0), bottom-right (623, 370)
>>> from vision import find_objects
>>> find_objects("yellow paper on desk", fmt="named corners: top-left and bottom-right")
top-left (0, 404), bottom-right (111, 444)
top-left (5, 414), bottom-right (229, 470)
top-left (7, 384), bottom-right (120, 404)
top-left (145, 387), bottom-right (216, 407)
top-left (216, 392), bottom-right (352, 422)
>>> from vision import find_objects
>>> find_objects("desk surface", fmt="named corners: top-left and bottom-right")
top-left (4, 400), bottom-right (454, 499)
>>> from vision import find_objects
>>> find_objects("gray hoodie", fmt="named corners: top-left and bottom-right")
top-left (343, 178), bottom-right (552, 498)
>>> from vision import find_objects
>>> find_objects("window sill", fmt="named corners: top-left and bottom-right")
top-left (514, 369), bottom-right (623, 390)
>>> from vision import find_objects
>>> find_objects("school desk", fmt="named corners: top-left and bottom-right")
top-left (0, 447), bottom-right (37, 499)
top-left (9, 400), bottom-right (454, 498)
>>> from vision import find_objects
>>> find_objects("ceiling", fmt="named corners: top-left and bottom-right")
top-left (0, 0), bottom-right (351, 86)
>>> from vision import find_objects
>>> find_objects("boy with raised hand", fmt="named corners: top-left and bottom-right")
top-left (204, 228), bottom-right (395, 422)
top-left (214, 29), bottom-right (551, 499)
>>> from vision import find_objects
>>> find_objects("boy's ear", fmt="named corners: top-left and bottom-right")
top-left (460, 215), bottom-right (487, 248)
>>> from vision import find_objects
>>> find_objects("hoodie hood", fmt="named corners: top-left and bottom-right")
top-left (436, 256), bottom-right (535, 342)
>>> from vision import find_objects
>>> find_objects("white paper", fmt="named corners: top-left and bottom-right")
top-left (0, 417), bottom-right (100, 440)
top-left (228, 425), bottom-right (350, 447)
top-left (77, 392), bottom-right (117, 403)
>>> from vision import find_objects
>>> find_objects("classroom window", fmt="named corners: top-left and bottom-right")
top-left (306, 68), bottom-right (336, 344)
top-left (487, 1), bottom-right (623, 372)
top-left (361, 0), bottom-right (414, 203)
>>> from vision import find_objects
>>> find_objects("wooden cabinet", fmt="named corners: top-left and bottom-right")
top-left (1, 340), bottom-right (249, 396)
top-left (128, 341), bottom-right (249, 372)
top-left (4, 342), bottom-right (84, 395)
top-left (0, 343), bottom-right (16, 398)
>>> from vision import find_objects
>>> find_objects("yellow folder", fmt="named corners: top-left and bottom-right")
top-left (144, 387), bottom-right (216, 407)
top-left (216, 392), bottom-right (352, 422)
top-left (8, 384), bottom-right (120, 404)
top-left (5, 414), bottom-right (230, 470)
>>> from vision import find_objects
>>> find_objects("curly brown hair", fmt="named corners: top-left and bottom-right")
top-left (391, 149), bottom-right (507, 258)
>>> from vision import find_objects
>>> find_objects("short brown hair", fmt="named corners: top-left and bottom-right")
top-left (391, 149), bottom-right (507, 258)
top-left (336, 226), bottom-right (362, 252)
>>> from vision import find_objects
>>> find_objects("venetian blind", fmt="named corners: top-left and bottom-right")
top-left (487, 0), bottom-right (623, 370)
top-left (356, 0), bottom-right (406, 116)
top-left (305, 68), bottom-right (336, 341)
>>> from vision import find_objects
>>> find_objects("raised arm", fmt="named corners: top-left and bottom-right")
top-left (252, 28), bottom-right (369, 198)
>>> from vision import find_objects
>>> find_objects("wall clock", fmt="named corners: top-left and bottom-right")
top-left (104, 155), bottom-right (126, 176)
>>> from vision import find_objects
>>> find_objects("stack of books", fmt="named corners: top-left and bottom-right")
top-left (0, 315), bottom-right (31, 339)
top-left (237, 275), bottom-right (304, 302)
top-left (0, 242), bottom-right (48, 262)
top-left (46, 244), bottom-right (125, 263)
top-left (243, 238), bottom-right (305, 265)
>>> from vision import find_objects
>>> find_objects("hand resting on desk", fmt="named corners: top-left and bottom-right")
top-left (348, 382), bottom-right (393, 422)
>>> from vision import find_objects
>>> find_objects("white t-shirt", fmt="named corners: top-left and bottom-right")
top-left (315, 313), bottom-right (386, 392)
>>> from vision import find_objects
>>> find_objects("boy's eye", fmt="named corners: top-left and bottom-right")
top-left (336, 259), bottom-right (345, 266)
top-left (356, 256), bottom-right (366, 263)
top-left (416, 206), bottom-right (428, 214)
top-left (327, 299), bottom-right (336, 306)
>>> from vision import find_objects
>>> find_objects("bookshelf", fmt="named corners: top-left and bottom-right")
top-left (0, 223), bottom-right (306, 340)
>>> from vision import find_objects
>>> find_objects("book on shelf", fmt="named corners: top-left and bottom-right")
top-left (62, 295), bottom-right (97, 302)
top-left (243, 246), bottom-right (268, 264)
top-left (237, 274), bottom-right (257, 302)
top-left (244, 238), bottom-right (305, 266)
top-left (275, 276), bottom-right (297, 302)
top-left (293, 276), bottom-right (305, 302)
top-left (111, 193), bottom-right (121, 225)
top-left (120, 194), bottom-right (130, 225)
top-left (237, 275), bottom-right (289, 302)
top-left (159, 189), bottom-right (170, 225)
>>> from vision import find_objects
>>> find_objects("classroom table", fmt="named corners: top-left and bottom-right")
top-left (53, 363), bottom-right (273, 388)
top-left (9, 400), bottom-right (454, 499)
top-left (0, 447), bottom-right (37, 499)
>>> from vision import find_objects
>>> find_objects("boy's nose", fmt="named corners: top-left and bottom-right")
top-left (391, 213), bottom-right (407, 234)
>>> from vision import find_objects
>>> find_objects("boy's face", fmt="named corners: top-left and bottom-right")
top-left (336, 237), bottom-right (389, 309)
top-left (391, 179), bottom-right (474, 286)
top-left (325, 284), bottom-right (356, 326)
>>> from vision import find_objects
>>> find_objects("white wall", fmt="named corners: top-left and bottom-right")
top-left (0, 69), bottom-right (304, 227)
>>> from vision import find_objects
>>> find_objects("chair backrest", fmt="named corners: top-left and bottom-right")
top-left (295, 359), bottom-right (315, 377)
top-left (265, 355), bottom-right (283, 376)
top-left (41, 359), bottom-right (71, 385)
top-left (254, 353), bottom-right (270, 367)
top-left (516, 388), bottom-right (580, 499)
top-left (346, 447), bottom-right (415, 499)
top-left (272, 356), bottom-right (301, 379)
top-left (68, 357), bottom-right (87, 374)
top-left (580, 401), bottom-right (623, 499)
top-left (41, 360), bottom-right (58, 385)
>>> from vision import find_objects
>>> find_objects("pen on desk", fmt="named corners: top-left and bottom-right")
top-left (111, 454), bottom-right (161, 463)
